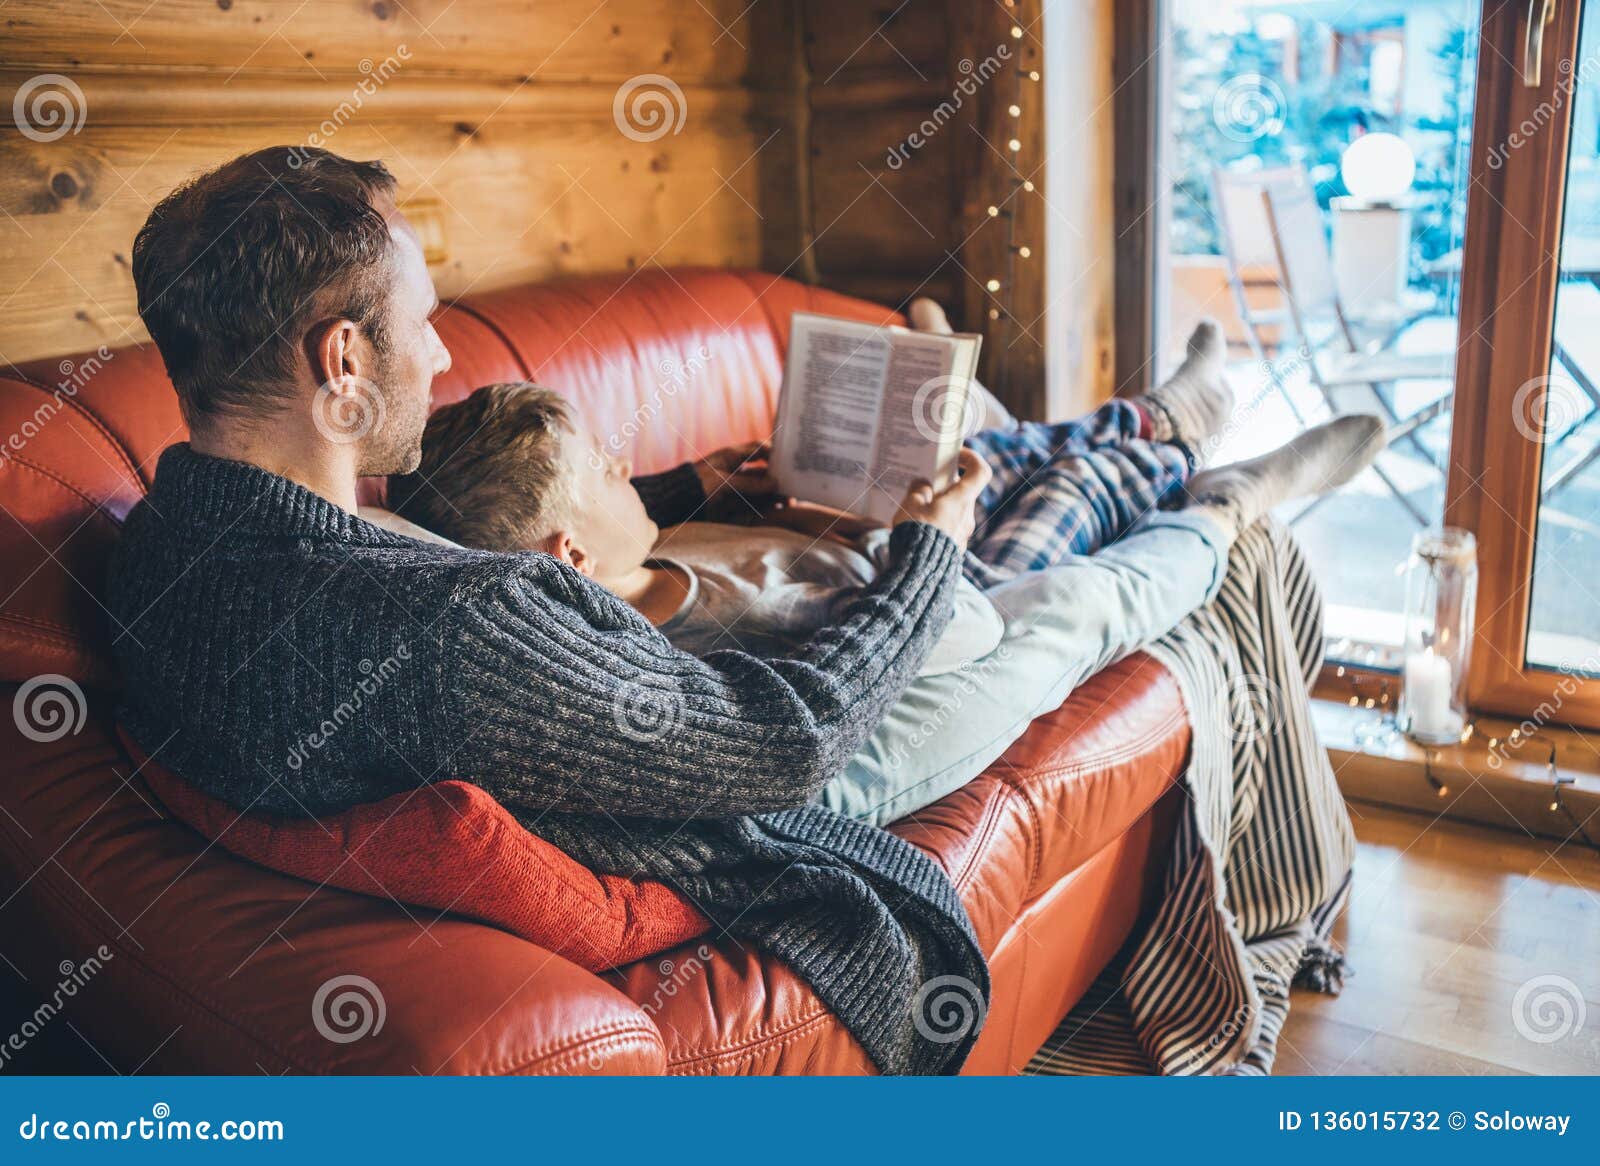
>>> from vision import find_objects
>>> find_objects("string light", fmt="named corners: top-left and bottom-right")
top-left (1512, 734), bottom-right (1596, 850)
top-left (1401, 730), bottom-right (1598, 853)
top-left (1423, 750), bottom-right (1449, 798)
top-left (984, 10), bottom-right (1040, 403)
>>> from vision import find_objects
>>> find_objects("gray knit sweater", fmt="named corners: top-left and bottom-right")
top-left (106, 444), bottom-right (989, 1075)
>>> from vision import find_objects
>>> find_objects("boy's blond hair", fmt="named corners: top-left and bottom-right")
top-left (388, 382), bottom-right (575, 551)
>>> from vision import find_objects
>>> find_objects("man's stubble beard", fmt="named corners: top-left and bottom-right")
top-left (356, 353), bottom-right (431, 478)
top-left (383, 440), bottom-right (425, 477)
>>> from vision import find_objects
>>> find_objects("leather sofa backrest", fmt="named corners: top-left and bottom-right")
top-left (0, 268), bottom-right (899, 687)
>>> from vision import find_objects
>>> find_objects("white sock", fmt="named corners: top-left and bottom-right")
top-left (1138, 320), bottom-right (1233, 454)
top-left (1184, 414), bottom-right (1387, 541)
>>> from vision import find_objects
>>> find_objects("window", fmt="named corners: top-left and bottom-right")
top-left (1156, 0), bottom-right (1478, 672)
top-left (1147, 0), bottom-right (1599, 729)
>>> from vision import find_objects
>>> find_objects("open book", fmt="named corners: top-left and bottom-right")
top-left (770, 312), bottom-right (983, 524)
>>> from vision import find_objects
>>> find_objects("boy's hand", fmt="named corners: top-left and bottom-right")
top-left (692, 440), bottom-right (780, 518)
top-left (894, 448), bottom-right (991, 548)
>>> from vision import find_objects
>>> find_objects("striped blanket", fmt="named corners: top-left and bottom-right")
top-left (1029, 518), bottom-right (1355, 1076)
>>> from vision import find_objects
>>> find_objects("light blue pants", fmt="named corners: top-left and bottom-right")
top-left (821, 511), bottom-right (1230, 827)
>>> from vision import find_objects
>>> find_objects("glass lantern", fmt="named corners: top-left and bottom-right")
top-left (1397, 527), bottom-right (1478, 745)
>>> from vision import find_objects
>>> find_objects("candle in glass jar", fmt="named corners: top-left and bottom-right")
top-left (1403, 650), bottom-right (1454, 740)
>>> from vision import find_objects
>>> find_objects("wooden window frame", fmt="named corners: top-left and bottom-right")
top-left (1447, 0), bottom-right (1600, 729)
top-left (1111, 0), bottom-right (1161, 401)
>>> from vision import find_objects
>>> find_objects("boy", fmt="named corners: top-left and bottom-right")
top-left (386, 322), bottom-right (1383, 823)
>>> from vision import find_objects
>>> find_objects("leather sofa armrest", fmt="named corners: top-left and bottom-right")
top-left (284, 924), bottom-right (671, 1076)
top-left (7, 840), bottom-right (668, 1075)
top-left (0, 723), bottom-right (667, 1076)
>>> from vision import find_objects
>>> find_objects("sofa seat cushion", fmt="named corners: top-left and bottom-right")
top-left (123, 733), bottom-right (711, 974)
top-left (608, 651), bottom-right (1192, 1073)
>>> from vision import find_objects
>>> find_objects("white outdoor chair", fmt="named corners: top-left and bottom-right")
top-left (1213, 164), bottom-right (1447, 425)
top-left (1260, 170), bottom-right (1454, 526)
top-left (1210, 165), bottom-right (1308, 424)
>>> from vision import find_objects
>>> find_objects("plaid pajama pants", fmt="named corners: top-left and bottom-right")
top-left (963, 399), bottom-right (1195, 586)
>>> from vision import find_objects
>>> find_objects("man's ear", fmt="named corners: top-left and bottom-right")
top-left (306, 317), bottom-right (366, 390)
top-left (539, 530), bottom-right (594, 577)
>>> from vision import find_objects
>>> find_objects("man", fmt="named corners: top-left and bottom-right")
top-left (110, 146), bottom-right (992, 1075)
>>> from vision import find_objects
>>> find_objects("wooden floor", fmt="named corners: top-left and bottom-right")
top-left (1277, 802), bottom-right (1600, 1075)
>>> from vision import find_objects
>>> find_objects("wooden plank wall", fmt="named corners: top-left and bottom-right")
top-left (0, 0), bottom-right (787, 365)
top-left (793, 0), bottom-right (1116, 418)
top-left (1, 1), bottom-right (1117, 418)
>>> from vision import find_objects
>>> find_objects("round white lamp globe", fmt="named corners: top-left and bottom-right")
top-left (1341, 132), bottom-right (1416, 203)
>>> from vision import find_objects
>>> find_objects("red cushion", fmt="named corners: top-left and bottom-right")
top-left (120, 731), bottom-right (710, 971)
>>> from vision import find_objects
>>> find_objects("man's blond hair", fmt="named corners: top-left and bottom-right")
top-left (388, 382), bottom-right (575, 550)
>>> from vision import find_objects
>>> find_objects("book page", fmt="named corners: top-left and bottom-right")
top-left (772, 313), bottom-right (981, 524)
top-left (773, 315), bottom-right (891, 515)
top-left (789, 326), bottom-right (888, 479)
top-left (869, 339), bottom-right (962, 498)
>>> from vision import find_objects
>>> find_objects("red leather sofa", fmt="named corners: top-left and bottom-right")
top-left (0, 269), bottom-right (1189, 1074)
